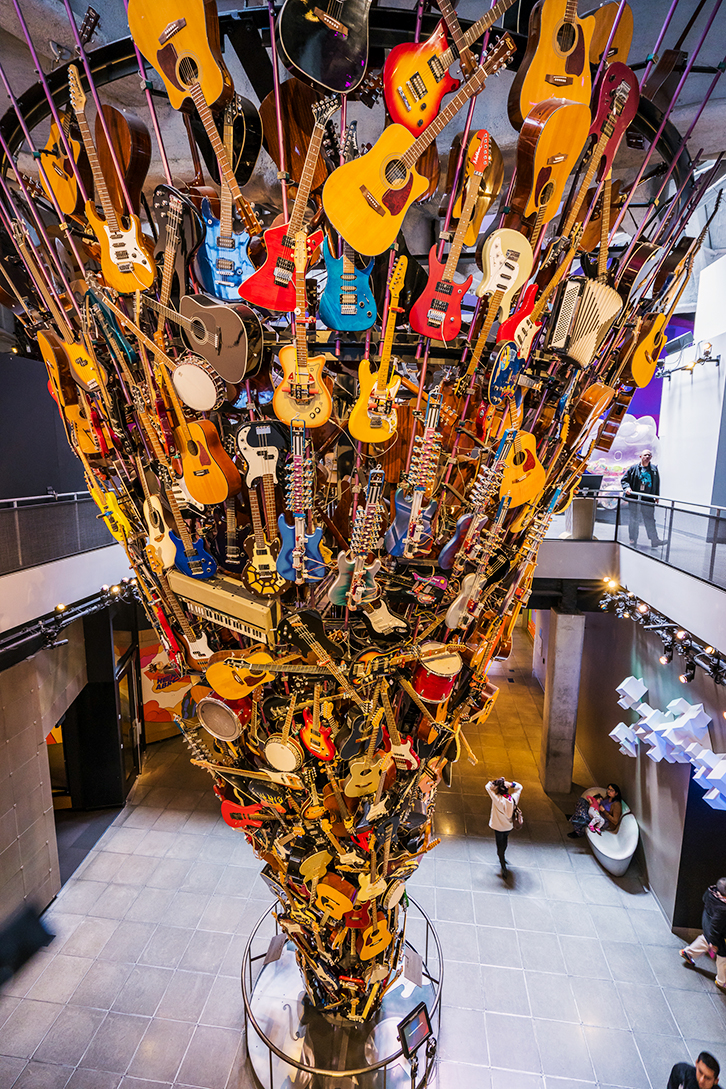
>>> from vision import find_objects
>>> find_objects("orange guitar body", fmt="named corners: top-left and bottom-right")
top-left (174, 419), bottom-right (242, 504)
top-left (500, 432), bottom-right (546, 508)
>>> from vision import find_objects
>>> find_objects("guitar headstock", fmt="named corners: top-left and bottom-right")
top-left (481, 33), bottom-right (516, 77)
top-left (388, 255), bottom-right (408, 302)
top-left (312, 94), bottom-right (340, 130)
top-left (294, 231), bottom-right (308, 276)
top-left (350, 70), bottom-right (384, 109)
top-left (68, 65), bottom-right (87, 117)
top-left (471, 131), bottom-right (492, 175)
top-left (79, 6), bottom-right (100, 47)
top-left (341, 120), bottom-right (359, 164)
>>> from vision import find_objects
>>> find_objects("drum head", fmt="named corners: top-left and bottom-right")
top-left (264, 738), bottom-right (302, 773)
top-left (172, 359), bottom-right (224, 412)
top-left (420, 641), bottom-right (462, 678)
top-left (198, 696), bottom-right (243, 742)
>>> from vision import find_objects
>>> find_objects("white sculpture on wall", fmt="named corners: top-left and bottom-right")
top-left (610, 677), bottom-right (726, 809)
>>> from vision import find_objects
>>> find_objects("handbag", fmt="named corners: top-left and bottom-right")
top-left (512, 802), bottom-right (523, 830)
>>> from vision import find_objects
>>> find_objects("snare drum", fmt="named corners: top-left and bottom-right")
top-left (411, 641), bottom-right (462, 704)
top-left (172, 354), bottom-right (226, 412)
top-left (197, 695), bottom-right (249, 742)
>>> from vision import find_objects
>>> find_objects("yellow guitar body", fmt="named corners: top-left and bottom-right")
top-left (521, 101), bottom-right (591, 219)
top-left (322, 125), bottom-right (430, 255)
top-left (500, 431), bottom-right (546, 508)
top-left (630, 313), bottom-right (665, 388)
top-left (508, 0), bottom-right (596, 129)
top-left (348, 358), bottom-right (401, 443)
top-left (127, 0), bottom-right (232, 111)
top-left (206, 651), bottom-right (274, 699)
top-left (273, 344), bottom-right (333, 428)
top-left (85, 202), bottom-right (156, 294)
top-left (85, 472), bottom-right (133, 545)
top-left (40, 123), bottom-right (84, 216)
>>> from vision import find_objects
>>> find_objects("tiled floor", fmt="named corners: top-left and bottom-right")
top-left (1, 632), bottom-right (725, 1089)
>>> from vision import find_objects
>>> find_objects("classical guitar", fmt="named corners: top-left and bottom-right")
top-left (272, 233), bottom-right (333, 428)
top-left (410, 134), bottom-right (491, 342)
top-left (348, 255), bottom-right (406, 444)
top-left (383, 0), bottom-right (516, 135)
top-left (276, 0), bottom-right (373, 93)
top-left (240, 95), bottom-right (338, 313)
top-left (67, 66), bottom-right (155, 293)
top-left (507, 0), bottom-right (596, 130)
top-left (322, 35), bottom-right (515, 256)
top-left (194, 97), bottom-right (257, 302)
top-left (277, 420), bottom-right (328, 583)
top-left (328, 467), bottom-right (385, 609)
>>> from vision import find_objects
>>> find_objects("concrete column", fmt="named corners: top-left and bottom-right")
top-left (539, 608), bottom-right (586, 793)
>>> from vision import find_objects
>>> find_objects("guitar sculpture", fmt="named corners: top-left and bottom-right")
top-left (385, 388), bottom-right (442, 558)
top-left (348, 256), bottom-right (406, 443)
top-left (277, 0), bottom-right (374, 93)
top-left (277, 420), bottom-right (327, 583)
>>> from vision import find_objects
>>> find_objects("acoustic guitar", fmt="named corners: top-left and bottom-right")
top-left (276, 0), bottom-right (373, 93)
top-left (585, 0), bottom-right (633, 65)
top-left (95, 105), bottom-right (151, 219)
top-left (507, 0), bottom-right (596, 130)
top-left (39, 110), bottom-right (92, 217)
top-left (322, 35), bottom-right (515, 256)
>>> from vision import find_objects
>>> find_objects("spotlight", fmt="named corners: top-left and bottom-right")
top-left (54, 603), bottom-right (66, 613)
top-left (622, 611), bottom-right (631, 619)
top-left (660, 646), bottom-right (673, 665)
top-left (10, 345), bottom-right (18, 354)
top-left (101, 585), bottom-right (109, 592)
top-left (605, 578), bottom-right (619, 589)
top-left (701, 342), bottom-right (713, 359)
top-left (679, 660), bottom-right (696, 683)
top-left (637, 603), bottom-right (648, 614)
top-left (110, 585), bottom-right (120, 595)
top-left (705, 646), bottom-right (715, 655)
top-left (675, 630), bottom-right (687, 640)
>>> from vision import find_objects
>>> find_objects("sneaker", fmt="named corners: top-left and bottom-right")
top-left (650, 538), bottom-right (666, 547)
top-left (680, 949), bottom-right (696, 966)
top-left (715, 980), bottom-right (726, 994)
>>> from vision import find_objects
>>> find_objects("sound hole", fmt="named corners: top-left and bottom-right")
top-left (178, 57), bottom-right (200, 89)
top-left (513, 450), bottom-right (526, 467)
top-left (384, 159), bottom-right (407, 185)
top-left (539, 181), bottom-right (555, 207)
top-left (556, 21), bottom-right (576, 52)
top-left (191, 318), bottom-right (206, 342)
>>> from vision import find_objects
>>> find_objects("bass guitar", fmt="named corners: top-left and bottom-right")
top-left (277, 420), bottom-right (328, 583)
top-left (322, 35), bottom-right (515, 256)
top-left (348, 255), bottom-right (406, 444)
top-left (328, 467), bottom-right (385, 609)
top-left (158, 466), bottom-right (218, 579)
top-left (272, 233), bottom-right (333, 427)
top-left (240, 95), bottom-right (338, 313)
top-left (383, 0), bottom-right (516, 135)
top-left (410, 134), bottom-right (491, 342)
top-left (276, 0), bottom-right (373, 93)
top-left (507, 0), bottom-right (596, 130)
top-left (67, 66), bottom-right (155, 293)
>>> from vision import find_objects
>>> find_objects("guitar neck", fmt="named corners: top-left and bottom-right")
top-left (219, 107), bottom-right (235, 239)
top-left (375, 286), bottom-right (402, 395)
top-left (248, 486), bottom-right (267, 548)
top-left (74, 105), bottom-right (119, 231)
top-left (158, 571), bottom-right (196, 643)
top-left (261, 474), bottom-right (278, 536)
top-left (403, 63), bottom-right (490, 168)
top-left (189, 81), bottom-right (261, 236)
top-left (288, 122), bottom-right (326, 239)
top-left (158, 205), bottom-right (181, 316)
top-left (437, 0), bottom-right (473, 70)
top-left (281, 694), bottom-right (297, 745)
top-left (226, 499), bottom-right (239, 559)
top-left (17, 236), bottom-right (73, 342)
top-left (466, 289), bottom-right (504, 374)
top-left (164, 479), bottom-right (196, 555)
top-left (597, 175), bottom-right (612, 282)
top-left (442, 168), bottom-right (483, 282)
top-left (447, 0), bottom-right (514, 63)
top-left (294, 273), bottom-right (310, 375)
top-left (562, 121), bottom-right (614, 238)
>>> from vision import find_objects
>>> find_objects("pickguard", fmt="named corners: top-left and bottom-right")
top-left (565, 26), bottom-right (586, 76)
top-left (382, 174), bottom-right (414, 215)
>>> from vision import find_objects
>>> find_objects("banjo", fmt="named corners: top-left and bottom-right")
top-left (264, 692), bottom-right (304, 772)
top-left (171, 352), bottom-right (227, 413)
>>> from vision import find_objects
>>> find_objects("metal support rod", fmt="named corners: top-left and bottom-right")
top-left (609, 0), bottom-right (723, 242)
top-left (10, 0), bottom-right (88, 201)
top-left (592, 0), bottom-right (627, 89)
top-left (61, 0), bottom-right (135, 217)
top-left (0, 195), bottom-right (55, 308)
top-left (406, 339), bottom-right (431, 473)
top-left (641, 148), bottom-right (704, 241)
top-left (640, 0), bottom-right (683, 87)
top-left (120, 0), bottom-right (173, 185)
top-left (267, 0), bottom-right (289, 222)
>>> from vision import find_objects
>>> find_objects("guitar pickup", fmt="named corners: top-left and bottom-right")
top-left (545, 74), bottom-right (573, 86)
top-left (396, 87), bottom-right (412, 113)
top-left (313, 7), bottom-right (348, 36)
top-left (406, 73), bottom-right (427, 101)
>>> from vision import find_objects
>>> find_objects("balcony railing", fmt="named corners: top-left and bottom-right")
top-left (0, 492), bottom-right (115, 577)
top-left (547, 492), bottom-right (726, 592)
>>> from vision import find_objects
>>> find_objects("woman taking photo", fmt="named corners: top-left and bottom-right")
top-left (486, 777), bottom-right (522, 876)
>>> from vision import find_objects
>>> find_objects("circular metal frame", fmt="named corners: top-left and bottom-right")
top-left (240, 897), bottom-right (443, 1085)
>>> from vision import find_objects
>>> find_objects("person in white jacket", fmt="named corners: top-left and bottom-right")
top-left (486, 778), bottom-right (522, 876)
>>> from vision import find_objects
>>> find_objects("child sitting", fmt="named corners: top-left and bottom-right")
top-left (586, 794), bottom-right (606, 834)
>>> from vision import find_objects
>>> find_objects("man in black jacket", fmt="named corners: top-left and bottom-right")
top-left (667, 1052), bottom-right (720, 1089)
top-left (621, 450), bottom-right (664, 547)
top-left (680, 877), bottom-right (726, 992)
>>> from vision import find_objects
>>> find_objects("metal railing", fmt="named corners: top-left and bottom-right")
top-left (546, 491), bottom-right (726, 591)
top-left (0, 491), bottom-right (116, 577)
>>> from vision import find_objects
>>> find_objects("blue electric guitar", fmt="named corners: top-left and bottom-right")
top-left (159, 469), bottom-right (218, 580)
top-left (193, 101), bottom-right (256, 302)
top-left (276, 420), bottom-right (327, 583)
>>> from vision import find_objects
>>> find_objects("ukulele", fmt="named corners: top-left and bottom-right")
top-left (67, 66), bottom-right (155, 293)
top-left (240, 96), bottom-right (339, 314)
top-left (348, 255), bottom-right (406, 444)
top-left (507, 0), bottom-right (596, 130)
top-left (383, 0), bottom-right (517, 135)
top-left (264, 692), bottom-right (305, 773)
top-left (276, 420), bottom-right (328, 583)
top-left (322, 35), bottom-right (515, 256)
top-left (272, 233), bottom-right (333, 427)
top-left (409, 135), bottom-right (492, 343)
top-left (300, 686), bottom-right (336, 761)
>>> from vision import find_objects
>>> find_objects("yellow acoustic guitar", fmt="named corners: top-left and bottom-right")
top-left (67, 67), bottom-right (155, 294)
top-left (322, 35), bottom-right (515, 255)
top-left (499, 431), bottom-right (546, 508)
top-left (348, 255), bottom-right (406, 443)
top-left (629, 254), bottom-right (695, 388)
top-left (507, 0), bottom-right (596, 130)
top-left (273, 234), bottom-right (332, 428)
top-left (78, 450), bottom-right (134, 546)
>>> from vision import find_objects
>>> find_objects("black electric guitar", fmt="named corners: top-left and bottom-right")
top-left (151, 183), bottom-right (206, 302)
top-left (276, 0), bottom-right (373, 93)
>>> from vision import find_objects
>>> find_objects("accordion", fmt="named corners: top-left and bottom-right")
top-left (545, 277), bottom-right (623, 369)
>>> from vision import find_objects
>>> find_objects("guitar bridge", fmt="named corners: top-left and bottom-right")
top-left (158, 17), bottom-right (186, 45)
top-left (545, 74), bottom-right (573, 86)
top-left (360, 185), bottom-right (385, 217)
top-left (313, 7), bottom-right (348, 35)
top-left (396, 86), bottom-right (412, 112)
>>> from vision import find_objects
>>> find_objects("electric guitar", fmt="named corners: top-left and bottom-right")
top-left (67, 66), bottom-right (156, 293)
top-left (410, 134), bottom-right (492, 342)
top-left (445, 495), bottom-right (511, 628)
top-left (328, 467), bottom-right (385, 609)
top-left (277, 420), bottom-right (327, 583)
top-left (272, 233), bottom-right (333, 427)
top-left (384, 388), bottom-right (442, 558)
top-left (158, 466), bottom-right (218, 579)
top-left (240, 96), bottom-right (339, 313)
top-left (322, 35), bottom-right (515, 256)
top-left (152, 183), bottom-right (205, 302)
top-left (300, 686), bottom-right (336, 761)
top-left (383, 0), bottom-right (516, 135)
top-left (440, 432), bottom-right (515, 573)
top-left (136, 456), bottom-right (176, 571)
top-left (241, 484), bottom-right (289, 598)
top-left (507, 0), bottom-right (596, 130)
top-left (347, 255), bottom-right (406, 443)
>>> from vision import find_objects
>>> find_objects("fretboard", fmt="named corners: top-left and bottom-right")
top-left (219, 107), bottom-right (235, 239)
top-left (261, 473), bottom-right (278, 537)
top-left (562, 118), bottom-right (616, 238)
top-left (464, 288), bottom-right (504, 376)
top-left (248, 486), bottom-right (266, 549)
top-left (442, 164), bottom-right (483, 282)
top-left (158, 571), bottom-right (196, 642)
top-left (289, 123), bottom-right (326, 240)
top-left (441, 0), bottom-right (513, 71)
top-left (158, 204), bottom-right (181, 320)
top-left (437, 0), bottom-right (474, 72)
top-left (375, 286), bottom-right (401, 395)
top-left (402, 63), bottom-right (490, 169)
top-left (74, 107), bottom-right (119, 231)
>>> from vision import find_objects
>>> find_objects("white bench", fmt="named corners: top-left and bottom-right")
top-left (582, 787), bottom-right (639, 877)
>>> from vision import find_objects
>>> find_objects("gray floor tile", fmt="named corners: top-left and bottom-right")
top-left (665, 988), bottom-right (726, 1039)
top-left (633, 1032), bottom-right (691, 1088)
top-left (481, 966), bottom-right (530, 1016)
top-left (144, 861), bottom-right (193, 890)
top-left (583, 1026), bottom-right (650, 1089)
top-left (551, 903), bottom-right (598, 939)
top-left (584, 905), bottom-right (638, 945)
top-left (490, 1070), bottom-right (544, 1089)
top-left (616, 980), bottom-right (680, 1036)
top-left (600, 942), bottom-right (658, 985)
top-left (577, 875), bottom-right (624, 908)
top-left (477, 925), bottom-right (522, 969)
top-left (570, 977), bottom-right (629, 1030)
top-left (111, 966), bottom-right (173, 1017)
top-left (69, 961), bottom-right (132, 1011)
top-left (518, 931), bottom-right (566, 975)
top-left (179, 931), bottom-right (232, 975)
top-left (124, 889), bottom-right (176, 925)
top-left (534, 1021), bottom-right (594, 1082)
top-left (199, 975), bottom-right (246, 1030)
top-left (511, 898), bottom-right (556, 934)
top-left (33, 1006), bottom-right (107, 1066)
top-left (156, 972), bottom-right (214, 1023)
top-left (440, 961), bottom-right (483, 1010)
top-left (1, 952), bottom-right (57, 998)
top-left (436, 1061), bottom-right (491, 1089)
top-left (65, 1070), bottom-right (122, 1089)
top-left (473, 892), bottom-right (515, 929)
top-left (174, 1025), bottom-right (240, 1089)
top-left (167, 892), bottom-right (211, 930)
top-left (78, 1012), bottom-right (150, 1074)
top-left (0, 999), bottom-right (63, 1058)
top-left (62, 919), bottom-right (121, 960)
top-left (434, 859), bottom-right (473, 891)
top-left (99, 923), bottom-right (157, 966)
top-left (630, 911), bottom-right (684, 947)
top-left (438, 921), bottom-right (480, 961)
top-left (544, 1079), bottom-right (596, 1089)
top-left (27, 955), bottom-right (93, 1004)
top-left (11, 1062), bottom-right (74, 1088)
top-left (440, 1007), bottom-right (488, 1065)
top-left (127, 1018), bottom-right (194, 1082)
top-left (436, 888), bottom-right (475, 924)
top-left (0, 1056), bottom-right (27, 1089)
top-left (138, 928), bottom-right (193, 970)
top-left (525, 973), bottom-right (578, 1023)
top-left (643, 946), bottom-right (710, 991)
top-left (487, 1013), bottom-right (541, 1073)
top-left (560, 936), bottom-right (611, 980)
top-left (540, 871), bottom-right (586, 904)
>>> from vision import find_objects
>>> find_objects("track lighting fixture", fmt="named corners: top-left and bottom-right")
top-left (679, 660), bottom-right (696, 684)
top-left (659, 645), bottom-right (673, 665)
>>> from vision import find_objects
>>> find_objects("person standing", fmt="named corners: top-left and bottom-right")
top-left (621, 449), bottom-right (664, 547)
top-left (667, 1052), bottom-right (720, 1089)
top-left (486, 777), bottom-right (522, 876)
top-left (680, 878), bottom-right (726, 993)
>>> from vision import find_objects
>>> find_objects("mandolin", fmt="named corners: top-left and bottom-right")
top-left (348, 255), bottom-right (406, 444)
top-left (272, 233), bottom-right (333, 428)
top-left (322, 35), bottom-right (515, 256)
top-left (507, 0), bottom-right (596, 131)
top-left (67, 67), bottom-right (155, 294)
top-left (276, 0), bottom-right (373, 93)
top-left (409, 134), bottom-right (492, 343)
